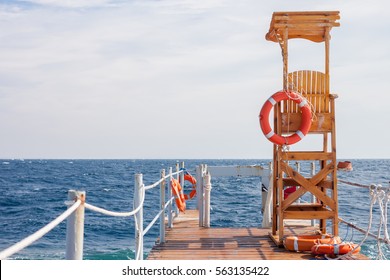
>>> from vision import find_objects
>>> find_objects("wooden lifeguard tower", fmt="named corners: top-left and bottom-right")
top-left (264, 11), bottom-right (341, 245)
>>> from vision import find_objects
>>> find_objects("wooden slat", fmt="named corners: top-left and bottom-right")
top-left (284, 208), bottom-right (335, 220)
top-left (286, 70), bottom-right (329, 113)
top-left (281, 112), bottom-right (333, 133)
top-left (283, 178), bottom-right (333, 189)
top-left (280, 151), bottom-right (333, 161)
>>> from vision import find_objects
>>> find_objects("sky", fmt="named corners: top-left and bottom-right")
top-left (0, 0), bottom-right (389, 159)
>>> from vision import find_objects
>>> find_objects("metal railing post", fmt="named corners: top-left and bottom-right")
top-left (134, 173), bottom-right (144, 260)
top-left (167, 167), bottom-right (173, 228)
top-left (66, 190), bottom-right (85, 260)
top-left (203, 172), bottom-right (212, 228)
top-left (159, 169), bottom-right (166, 243)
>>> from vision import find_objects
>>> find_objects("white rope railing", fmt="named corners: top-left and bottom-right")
top-left (0, 199), bottom-right (82, 260)
top-left (84, 187), bottom-right (145, 217)
top-left (144, 170), bottom-right (183, 190)
top-left (143, 197), bottom-right (174, 236)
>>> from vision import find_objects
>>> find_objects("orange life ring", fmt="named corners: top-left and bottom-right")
top-left (183, 174), bottom-right (197, 200)
top-left (284, 234), bottom-right (341, 252)
top-left (259, 90), bottom-right (312, 146)
top-left (170, 178), bottom-right (186, 212)
top-left (311, 242), bottom-right (361, 255)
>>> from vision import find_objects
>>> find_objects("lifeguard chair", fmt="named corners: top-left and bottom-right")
top-left (262, 11), bottom-right (340, 245)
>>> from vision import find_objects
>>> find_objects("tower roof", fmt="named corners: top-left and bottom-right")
top-left (265, 11), bottom-right (340, 43)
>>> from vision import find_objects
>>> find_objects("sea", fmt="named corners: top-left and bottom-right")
top-left (0, 159), bottom-right (389, 260)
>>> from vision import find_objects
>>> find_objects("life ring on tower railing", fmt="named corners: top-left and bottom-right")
top-left (259, 90), bottom-right (312, 146)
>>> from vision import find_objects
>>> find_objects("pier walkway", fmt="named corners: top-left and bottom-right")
top-left (147, 210), bottom-right (368, 260)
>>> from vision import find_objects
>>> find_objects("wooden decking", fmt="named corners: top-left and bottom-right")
top-left (147, 210), bottom-right (368, 260)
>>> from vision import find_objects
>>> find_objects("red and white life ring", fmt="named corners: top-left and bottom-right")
top-left (259, 91), bottom-right (312, 146)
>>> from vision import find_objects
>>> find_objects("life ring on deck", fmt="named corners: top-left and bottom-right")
top-left (284, 234), bottom-right (341, 252)
top-left (311, 242), bottom-right (361, 255)
top-left (170, 178), bottom-right (186, 212)
top-left (183, 174), bottom-right (197, 200)
top-left (259, 91), bottom-right (312, 146)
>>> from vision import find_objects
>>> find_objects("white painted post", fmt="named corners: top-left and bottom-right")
top-left (203, 172), bottom-right (211, 228)
top-left (311, 161), bottom-right (316, 226)
top-left (174, 163), bottom-right (180, 216)
top-left (134, 174), bottom-right (144, 260)
top-left (261, 171), bottom-right (269, 215)
top-left (167, 167), bottom-right (173, 228)
top-left (160, 169), bottom-right (166, 243)
top-left (179, 162), bottom-right (185, 210)
top-left (295, 161), bottom-right (300, 172)
top-left (262, 162), bottom-right (273, 228)
top-left (196, 164), bottom-right (204, 226)
top-left (66, 190), bottom-right (85, 260)
top-left (261, 162), bottom-right (274, 228)
top-left (180, 162), bottom-right (185, 186)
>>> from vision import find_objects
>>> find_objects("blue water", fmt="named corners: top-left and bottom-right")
top-left (0, 159), bottom-right (389, 260)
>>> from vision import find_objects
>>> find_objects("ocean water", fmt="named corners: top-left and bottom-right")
top-left (0, 159), bottom-right (389, 260)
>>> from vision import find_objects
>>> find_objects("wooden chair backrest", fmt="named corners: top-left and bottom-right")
top-left (283, 70), bottom-right (330, 114)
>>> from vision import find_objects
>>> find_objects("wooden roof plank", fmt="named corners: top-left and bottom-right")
top-left (266, 11), bottom-right (340, 43)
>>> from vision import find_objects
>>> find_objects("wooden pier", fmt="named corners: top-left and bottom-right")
top-left (147, 210), bottom-right (368, 260)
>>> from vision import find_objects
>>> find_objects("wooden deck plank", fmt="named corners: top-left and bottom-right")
top-left (147, 210), bottom-right (368, 260)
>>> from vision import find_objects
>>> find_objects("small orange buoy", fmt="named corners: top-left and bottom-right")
top-left (337, 161), bottom-right (353, 171)
top-left (284, 234), bottom-right (341, 252)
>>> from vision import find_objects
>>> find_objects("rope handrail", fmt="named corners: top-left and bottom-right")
top-left (0, 199), bottom-right (82, 260)
top-left (338, 179), bottom-right (389, 190)
top-left (338, 217), bottom-right (390, 244)
top-left (298, 168), bottom-right (388, 190)
top-left (84, 169), bottom-right (180, 216)
top-left (338, 179), bottom-right (371, 189)
top-left (143, 197), bottom-right (174, 236)
top-left (144, 169), bottom-right (183, 190)
top-left (84, 187), bottom-right (145, 217)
